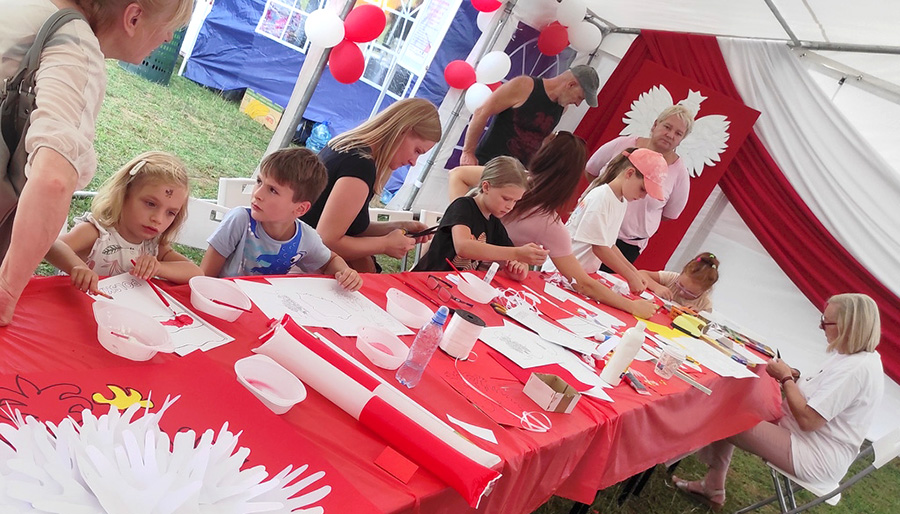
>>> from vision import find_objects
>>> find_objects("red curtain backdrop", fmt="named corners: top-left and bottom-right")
top-left (574, 30), bottom-right (900, 382)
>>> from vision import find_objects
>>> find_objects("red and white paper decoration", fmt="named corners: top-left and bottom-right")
top-left (304, 5), bottom-right (387, 84)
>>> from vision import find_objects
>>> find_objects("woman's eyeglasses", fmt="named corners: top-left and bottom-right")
top-left (819, 315), bottom-right (837, 330)
top-left (426, 275), bottom-right (474, 307)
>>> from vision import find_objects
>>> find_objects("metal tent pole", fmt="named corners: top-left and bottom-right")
top-left (258, 0), bottom-right (356, 175)
top-left (402, 0), bottom-right (517, 210)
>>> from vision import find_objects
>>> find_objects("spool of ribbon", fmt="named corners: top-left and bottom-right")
top-left (439, 310), bottom-right (486, 360)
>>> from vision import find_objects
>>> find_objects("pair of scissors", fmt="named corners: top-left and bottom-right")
top-left (404, 225), bottom-right (440, 238)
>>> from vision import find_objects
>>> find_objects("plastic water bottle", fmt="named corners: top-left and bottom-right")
top-left (396, 306), bottom-right (450, 388)
top-left (305, 120), bottom-right (332, 153)
top-left (599, 321), bottom-right (647, 386)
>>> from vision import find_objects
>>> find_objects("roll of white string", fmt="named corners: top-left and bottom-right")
top-left (439, 310), bottom-right (486, 359)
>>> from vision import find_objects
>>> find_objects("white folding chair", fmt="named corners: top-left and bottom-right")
top-left (368, 208), bottom-right (415, 270)
top-left (176, 197), bottom-right (229, 250)
top-left (216, 177), bottom-right (255, 209)
top-left (736, 426), bottom-right (900, 514)
top-left (413, 209), bottom-right (443, 266)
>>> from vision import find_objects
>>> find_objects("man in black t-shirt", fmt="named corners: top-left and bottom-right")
top-left (459, 65), bottom-right (599, 166)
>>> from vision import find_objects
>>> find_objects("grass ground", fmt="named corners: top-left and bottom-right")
top-left (43, 61), bottom-right (900, 513)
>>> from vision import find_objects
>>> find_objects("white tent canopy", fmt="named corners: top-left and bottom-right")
top-left (386, 0), bottom-right (900, 440)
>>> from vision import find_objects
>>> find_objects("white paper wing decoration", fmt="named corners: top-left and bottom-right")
top-left (620, 85), bottom-right (673, 137)
top-left (678, 114), bottom-right (731, 177)
top-left (0, 398), bottom-right (331, 513)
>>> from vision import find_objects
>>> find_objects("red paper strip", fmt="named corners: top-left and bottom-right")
top-left (374, 446), bottom-right (419, 484)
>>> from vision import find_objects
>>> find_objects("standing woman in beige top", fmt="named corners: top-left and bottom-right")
top-left (0, 0), bottom-right (192, 325)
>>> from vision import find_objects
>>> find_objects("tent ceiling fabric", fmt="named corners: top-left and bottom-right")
top-left (585, 0), bottom-right (900, 86)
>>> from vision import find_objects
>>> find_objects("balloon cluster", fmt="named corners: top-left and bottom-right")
top-left (537, 0), bottom-right (603, 56)
top-left (304, 5), bottom-right (387, 84)
top-left (443, 51), bottom-right (510, 112)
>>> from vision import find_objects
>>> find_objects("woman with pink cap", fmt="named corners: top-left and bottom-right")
top-left (543, 147), bottom-right (668, 293)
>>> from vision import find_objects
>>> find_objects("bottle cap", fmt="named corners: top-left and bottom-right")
top-left (433, 305), bottom-right (450, 325)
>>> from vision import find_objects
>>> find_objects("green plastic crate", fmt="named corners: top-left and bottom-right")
top-left (118, 28), bottom-right (187, 86)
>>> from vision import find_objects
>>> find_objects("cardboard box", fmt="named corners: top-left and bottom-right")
top-left (239, 88), bottom-right (284, 131)
top-left (523, 373), bottom-right (581, 414)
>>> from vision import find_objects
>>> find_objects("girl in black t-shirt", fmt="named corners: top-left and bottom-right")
top-left (414, 157), bottom-right (549, 279)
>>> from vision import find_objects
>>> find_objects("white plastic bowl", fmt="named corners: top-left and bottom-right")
top-left (234, 354), bottom-right (307, 414)
top-left (93, 301), bottom-right (174, 361)
top-left (385, 287), bottom-right (433, 328)
top-left (357, 326), bottom-right (409, 370)
top-left (456, 272), bottom-right (499, 304)
top-left (189, 276), bottom-right (252, 322)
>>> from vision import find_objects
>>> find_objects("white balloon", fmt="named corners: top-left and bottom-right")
top-left (569, 20), bottom-right (603, 52)
top-left (476, 10), bottom-right (501, 33)
top-left (305, 9), bottom-right (345, 48)
top-left (556, 0), bottom-right (587, 27)
top-left (465, 83), bottom-right (493, 113)
top-left (475, 51), bottom-right (511, 85)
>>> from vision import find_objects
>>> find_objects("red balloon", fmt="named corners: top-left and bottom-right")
top-left (487, 81), bottom-right (502, 92)
top-left (329, 40), bottom-right (364, 84)
top-left (537, 22), bottom-right (569, 56)
top-left (344, 4), bottom-right (386, 43)
top-left (471, 0), bottom-right (502, 12)
top-left (443, 60), bottom-right (476, 89)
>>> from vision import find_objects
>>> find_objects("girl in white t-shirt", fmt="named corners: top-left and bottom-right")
top-left (45, 151), bottom-right (202, 296)
top-left (543, 147), bottom-right (668, 294)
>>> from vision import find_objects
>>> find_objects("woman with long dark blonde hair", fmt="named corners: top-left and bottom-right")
top-left (302, 98), bottom-right (441, 272)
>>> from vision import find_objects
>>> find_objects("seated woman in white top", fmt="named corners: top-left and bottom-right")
top-left (448, 132), bottom-right (657, 318)
top-left (673, 293), bottom-right (885, 511)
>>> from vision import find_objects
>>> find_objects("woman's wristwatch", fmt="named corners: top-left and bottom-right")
top-left (780, 375), bottom-right (795, 387)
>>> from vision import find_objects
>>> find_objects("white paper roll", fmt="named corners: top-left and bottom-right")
top-left (440, 310), bottom-right (486, 359)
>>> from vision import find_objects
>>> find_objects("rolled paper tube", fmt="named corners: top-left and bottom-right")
top-left (359, 395), bottom-right (501, 508)
top-left (255, 324), bottom-right (501, 507)
top-left (277, 315), bottom-right (502, 469)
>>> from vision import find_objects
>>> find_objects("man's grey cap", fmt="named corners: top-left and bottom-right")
top-left (570, 65), bottom-right (599, 107)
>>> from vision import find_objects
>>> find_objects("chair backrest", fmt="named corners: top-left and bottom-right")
top-left (176, 198), bottom-right (229, 249)
top-left (217, 177), bottom-right (255, 209)
top-left (873, 426), bottom-right (900, 469)
top-left (414, 209), bottom-right (443, 265)
top-left (369, 208), bottom-right (415, 224)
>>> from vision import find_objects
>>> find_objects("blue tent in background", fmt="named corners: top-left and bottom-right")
top-left (184, 0), bottom-right (480, 150)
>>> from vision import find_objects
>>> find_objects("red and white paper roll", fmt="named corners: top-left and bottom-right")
top-left (255, 321), bottom-right (502, 508)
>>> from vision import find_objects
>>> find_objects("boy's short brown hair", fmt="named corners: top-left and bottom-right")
top-left (259, 147), bottom-right (328, 203)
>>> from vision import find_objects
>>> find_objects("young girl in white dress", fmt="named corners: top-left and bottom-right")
top-left (46, 151), bottom-right (202, 296)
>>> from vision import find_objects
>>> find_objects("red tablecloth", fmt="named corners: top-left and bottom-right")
top-left (0, 273), bottom-right (782, 513)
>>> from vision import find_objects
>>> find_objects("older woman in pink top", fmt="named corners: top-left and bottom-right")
top-left (448, 132), bottom-right (657, 318)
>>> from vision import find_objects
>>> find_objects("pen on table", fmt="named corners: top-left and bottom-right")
top-left (398, 278), bottom-right (441, 308)
top-left (146, 279), bottom-right (177, 316)
top-left (85, 289), bottom-right (113, 300)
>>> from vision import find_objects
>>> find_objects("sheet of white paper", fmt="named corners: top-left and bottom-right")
top-left (671, 336), bottom-right (757, 379)
top-left (235, 279), bottom-right (287, 320)
top-left (97, 274), bottom-right (233, 355)
top-left (558, 316), bottom-right (605, 338)
top-left (731, 342), bottom-right (768, 365)
top-left (505, 305), bottom-right (597, 355)
top-left (478, 323), bottom-right (563, 369)
top-left (265, 277), bottom-right (412, 337)
top-left (446, 414), bottom-right (498, 444)
top-left (480, 322), bottom-right (614, 399)
top-left (543, 282), bottom-right (627, 327)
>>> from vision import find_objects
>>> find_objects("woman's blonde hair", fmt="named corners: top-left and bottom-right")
top-left (469, 156), bottom-right (528, 196)
top-left (79, 0), bottom-right (193, 33)
top-left (91, 151), bottom-right (190, 247)
top-left (328, 98), bottom-right (441, 192)
top-left (826, 293), bottom-right (881, 354)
